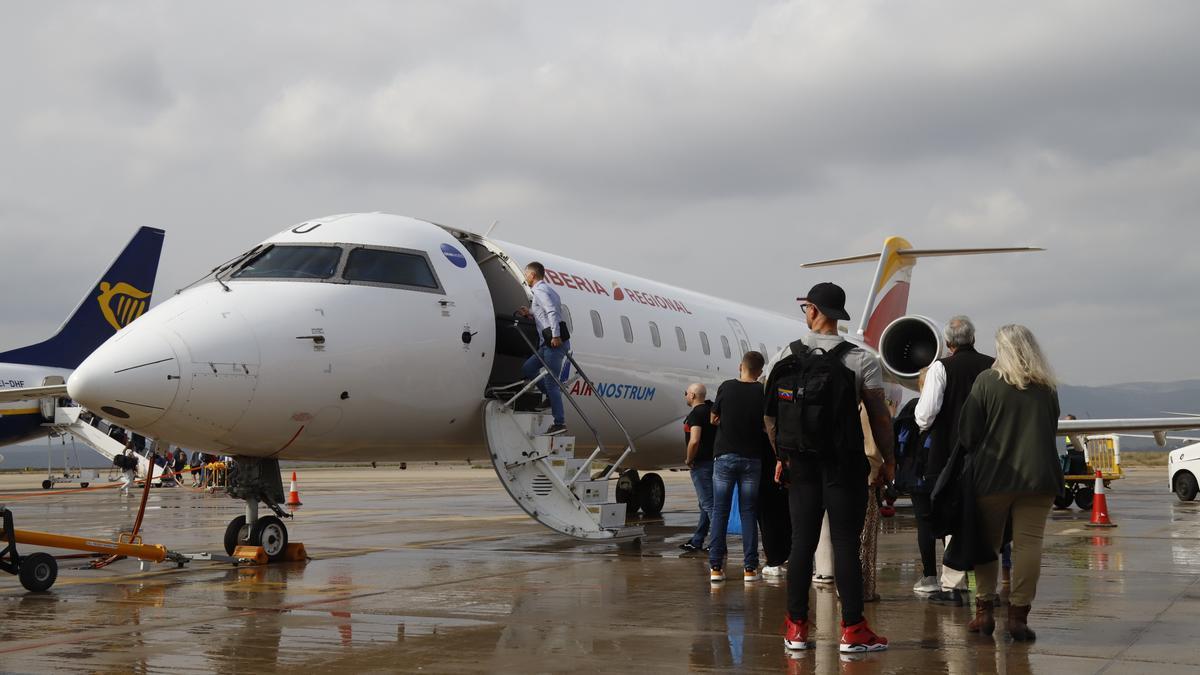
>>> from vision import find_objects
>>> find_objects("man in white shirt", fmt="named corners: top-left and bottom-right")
top-left (516, 262), bottom-right (569, 436)
top-left (914, 315), bottom-right (994, 605)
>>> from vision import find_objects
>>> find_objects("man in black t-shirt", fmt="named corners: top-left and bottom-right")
top-left (708, 351), bottom-right (771, 583)
top-left (680, 383), bottom-right (716, 553)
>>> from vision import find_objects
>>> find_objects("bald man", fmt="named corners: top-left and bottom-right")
top-left (680, 383), bottom-right (716, 553)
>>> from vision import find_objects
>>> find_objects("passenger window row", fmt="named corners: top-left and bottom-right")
top-left (580, 308), bottom-right (740, 359)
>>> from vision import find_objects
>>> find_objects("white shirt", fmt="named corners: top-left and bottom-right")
top-left (530, 280), bottom-right (563, 339)
top-left (914, 360), bottom-right (947, 431)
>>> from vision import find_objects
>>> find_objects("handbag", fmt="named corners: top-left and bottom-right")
top-left (541, 321), bottom-right (571, 345)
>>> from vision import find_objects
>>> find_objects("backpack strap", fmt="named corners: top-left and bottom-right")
top-left (826, 341), bottom-right (856, 360)
top-left (788, 339), bottom-right (809, 357)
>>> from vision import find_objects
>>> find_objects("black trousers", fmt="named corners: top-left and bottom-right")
top-left (787, 455), bottom-right (868, 624)
top-left (757, 458), bottom-right (792, 567)
top-left (910, 490), bottom-right (938, 578)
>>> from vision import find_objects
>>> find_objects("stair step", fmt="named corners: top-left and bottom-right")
top-left (484, 399), bottom-right (642, 541)
top-left (585, 502), bottom-right (627, 529)
top-left (572, 479), bottom-right (610, 504)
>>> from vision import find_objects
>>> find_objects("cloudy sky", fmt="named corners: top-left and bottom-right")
top-left (0, 1), bottom-right (1196, 386)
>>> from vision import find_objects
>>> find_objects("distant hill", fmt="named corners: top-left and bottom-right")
top-left (0, 440), bottom-right (113, 470)
top-left (1058, 379), bottom-right (1200, 450)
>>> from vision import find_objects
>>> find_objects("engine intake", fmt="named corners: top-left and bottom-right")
top-left (878, 315), bottom-right (943, 382)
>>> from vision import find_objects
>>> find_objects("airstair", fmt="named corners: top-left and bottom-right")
top-left (485, 323), bottom-right (644, 540)
top-left (44, 407), bottom-right (166, 483)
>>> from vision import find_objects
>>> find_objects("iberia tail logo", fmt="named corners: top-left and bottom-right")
top-left (97, 281), bottom-right (152, 331)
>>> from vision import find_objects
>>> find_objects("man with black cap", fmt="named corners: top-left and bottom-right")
top-left (765, 282), bottom-right (895, 653)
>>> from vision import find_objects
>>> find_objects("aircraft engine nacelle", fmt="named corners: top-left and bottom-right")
top-left (878, 315), bottom-right (943, 386)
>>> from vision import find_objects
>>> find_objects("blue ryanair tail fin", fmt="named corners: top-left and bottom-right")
top-left (0, 226), bottom-right (165, 369)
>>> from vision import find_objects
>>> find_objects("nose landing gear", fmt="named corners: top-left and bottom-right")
top-left (221, 457), bottom-right (294, 562)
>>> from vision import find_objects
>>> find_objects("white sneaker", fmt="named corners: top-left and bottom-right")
top-left (913, 575), bottom-right (940, 594)
top-left (762, 564), bottom-right (787, 579)
top-left (813, 574), bottom-right (835, 586)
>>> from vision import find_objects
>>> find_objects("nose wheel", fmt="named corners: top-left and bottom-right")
top-left (220, 456), bottom-right (295, 563)
top-left (223, 513), bottom-right (290, 562)
top-left (250, 516), bottom-right (289, 560)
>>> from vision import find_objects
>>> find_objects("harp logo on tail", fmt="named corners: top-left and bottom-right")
top-left (97, 282), bottom-right (152, 331)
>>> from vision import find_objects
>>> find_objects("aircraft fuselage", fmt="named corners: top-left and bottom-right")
top-left (68, 213), bottom-right (812, 469)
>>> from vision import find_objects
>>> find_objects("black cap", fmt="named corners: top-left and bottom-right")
top-left (798, 282), bottom-right (851, 321)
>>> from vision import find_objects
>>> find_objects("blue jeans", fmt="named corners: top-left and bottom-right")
top-left (521, 343), bottom-right (568, 425)
top-left (688, 460), bottom-right (715, 548)
top-left (709, 453), bottom-right (761, 570)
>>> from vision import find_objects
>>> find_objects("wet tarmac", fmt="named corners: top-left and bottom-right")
top-left (0, 465), bottom-right (1197, 674)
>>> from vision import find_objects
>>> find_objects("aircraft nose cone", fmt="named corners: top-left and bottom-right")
top-left (68, 326), bottom-right (181, 429)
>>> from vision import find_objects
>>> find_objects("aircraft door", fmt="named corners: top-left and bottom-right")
top-left (40, 376), bottom-right (65, 420)
top-left (727, 318), bottom-right (751, 357)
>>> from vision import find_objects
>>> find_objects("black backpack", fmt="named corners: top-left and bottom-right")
top-left (765, 339), bottom-right (862, 463)
top-left (893, 399), bottom-right (929, 493)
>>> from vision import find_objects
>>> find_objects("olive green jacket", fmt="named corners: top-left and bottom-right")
top-left (957, 370), bottom-right (1063, 496)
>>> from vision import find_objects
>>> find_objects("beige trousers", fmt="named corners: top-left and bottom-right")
top-left (975, 493), bottom-right (1052, 606)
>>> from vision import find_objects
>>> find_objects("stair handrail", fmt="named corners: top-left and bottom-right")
top-left (509, 322), bottom-right (638, 482)
top-left (561, 351), bottom-right (638, 483)
top-left (510, 322), bottom-right (609, 460)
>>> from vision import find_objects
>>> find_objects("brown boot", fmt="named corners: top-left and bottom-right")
top-left (968, 598), bottom-right (995, 635)
top-left (1008, 604), bottom-right (1036, 641)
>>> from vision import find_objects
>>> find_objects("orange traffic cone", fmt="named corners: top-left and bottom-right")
top-left (287, 471), bottom-right (302, 507)
top-left (1086, 470), bottom-right (1116, 528)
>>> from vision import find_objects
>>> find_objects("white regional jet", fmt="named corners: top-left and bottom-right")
top-left (3, 213), bottom-right (1194, 560)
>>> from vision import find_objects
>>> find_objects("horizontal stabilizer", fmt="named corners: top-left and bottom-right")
top-left (802, 246), bottom-right (1043, 268)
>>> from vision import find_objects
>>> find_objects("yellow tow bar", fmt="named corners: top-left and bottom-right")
top-left (0, 506), bottom-right (253, 593)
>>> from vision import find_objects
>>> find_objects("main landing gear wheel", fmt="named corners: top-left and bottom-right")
top-left (19, 552), bottom-right (58, 592)
top-left (224, 515), bottom-right (248, 556)
top-left (1175, 472), bottom-right (1198, 502)
top-left (41, 480), bottom-right (52, 490)
top-left (637, 472), bottom-right (666, 517)
top-left (1053, 490), bottom-right (1075, 510)
top-left (1074, 485), bottom-right (1094, 511)
top-left (615, 470), bottom-right (639, 512)
top-left (249, 515), bottom-right (289, 562)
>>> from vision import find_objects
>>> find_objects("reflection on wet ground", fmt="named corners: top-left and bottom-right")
top-left (0, 467), bottom-right (1197, 673)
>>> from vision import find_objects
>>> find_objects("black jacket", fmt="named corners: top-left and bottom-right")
top-left (931, 442), bottom-right (998, 571)
top-left (926, 346), bottom-right (994, 480)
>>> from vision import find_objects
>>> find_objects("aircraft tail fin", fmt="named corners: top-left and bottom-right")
top-left (802, 239), bottom-right (1042, 349)
top-left (0, 226), bottom-right (165, 369)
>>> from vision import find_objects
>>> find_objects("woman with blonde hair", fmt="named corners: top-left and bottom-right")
top-left (956, 324), bottom-right (1062, 641)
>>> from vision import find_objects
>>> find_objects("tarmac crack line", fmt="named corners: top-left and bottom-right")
top-left (1098, 572), bottom-right (1200, 672)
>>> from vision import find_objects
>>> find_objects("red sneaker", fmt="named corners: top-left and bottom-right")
top-left (840, 619), bottom-right (888, 653)
top-left (783, 616), bottom-right (813, 650)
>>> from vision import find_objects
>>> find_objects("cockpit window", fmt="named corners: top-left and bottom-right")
top-left (343, 248), bottom-right (440, 290)
top-left (232, 245), bottom-right (342, 280)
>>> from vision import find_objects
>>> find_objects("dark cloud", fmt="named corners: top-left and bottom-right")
top-left (0, 1), bottom-right (1197, 384)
